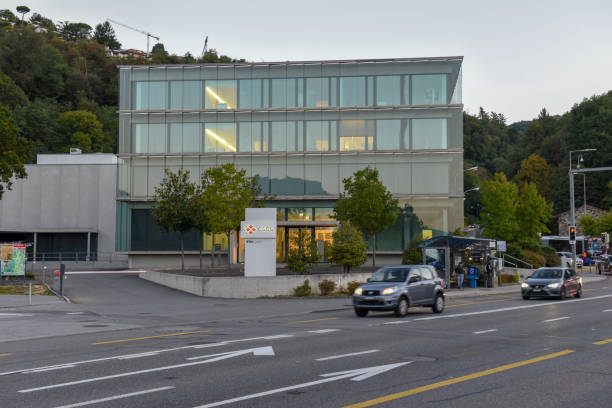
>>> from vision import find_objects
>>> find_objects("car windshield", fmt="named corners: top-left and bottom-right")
top-left (369, 268), bottom-right (408, 282)
top-left (531, 269), bottom-right (563, 279)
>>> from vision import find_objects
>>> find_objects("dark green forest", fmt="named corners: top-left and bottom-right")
top-left (0, 5), bottom-right (610, 220)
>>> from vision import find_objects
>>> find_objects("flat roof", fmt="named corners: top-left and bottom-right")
top-left (117, 55), bottom-right (464, 69)
top-left (37, 154), bottom-right (117, 165)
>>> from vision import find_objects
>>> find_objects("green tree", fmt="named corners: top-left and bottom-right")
top-left (328, 223), bottom-right (367, 273)
top-left (334, 167), bottom-right (398, 267)
top-left (516, 182), bottom-right (552, 248)
top-left (402, 237), bottom-right (425, 265)
top-left (58, 21), bottom-right (92, 41)
top-left (151, 169), bottom-right (197, 273)
top-left (58, 110), bottom-right (104, 152)
top-left (0, 71), bottom-right (29, 109)
top-left (481, 173), bottom-right (519, 241)
top-left (287, 230), bottom-right (319, 274)
top-left (93, 22), bottom-right (121, 50)
top-left (0, 9), bottom-right (17, 27)
top-left (0, 104), bottom-right (27, 199)
top-left (578, 214), bottom-right (600, 236)
top-left (515, 154), bottom-right (553, 199)
top-left (598, 210), bottom-right (612, 235)
top-left (29, 13), bottom-right (55, 32)
top-left (200, 163), bottom-right (258, 270)
top-left (15, 6), bottom-right (30, 22)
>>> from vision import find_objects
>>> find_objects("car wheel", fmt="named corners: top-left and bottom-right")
top-left (559, 287), bottom-right (566, 300)
top-left (522, 294), bottom-right (530, 300)
top-left (574, 285), bottom-right (582, 298)
top-left (432, 294), bottom-right (444, 314)
top-left (354, 308), bottom-right (368, 317)
top-left (394, 297), bottom-right (409, 317)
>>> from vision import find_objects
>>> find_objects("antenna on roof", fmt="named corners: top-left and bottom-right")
top-left (201, 36), bottom-right (208, 59)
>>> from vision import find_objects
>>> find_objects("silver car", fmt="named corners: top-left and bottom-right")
top-left (353, 265), bottom-right (445, 317)
top-left (521, 267), bottom-right (583, 300)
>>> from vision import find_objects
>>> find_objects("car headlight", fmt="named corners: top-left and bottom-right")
top-left (547, 282), bottom-right (561, 289)
top-left (521, 282), bottom-right (529, 288)
top-left (354, 287), bottom-right (363, 295)
top-left (381, 287), bottom-right (396, 295)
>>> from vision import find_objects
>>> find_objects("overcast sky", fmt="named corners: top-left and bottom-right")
top-left (15, 0), bottom-right (612, 123)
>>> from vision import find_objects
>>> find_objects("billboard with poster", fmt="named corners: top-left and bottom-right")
top-left (1, 243), bottom-right (26, 276)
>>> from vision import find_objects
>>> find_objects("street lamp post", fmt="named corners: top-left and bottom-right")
top-left (569, 148), bottom-right (596, 271)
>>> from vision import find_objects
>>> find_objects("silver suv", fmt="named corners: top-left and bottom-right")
top-left (353, 265), bottom-right (445, 317)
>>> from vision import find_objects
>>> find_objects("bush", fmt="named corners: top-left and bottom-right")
top-left (328, 223), bottom-right (367, 273)
top-left (521, 249), bottom-right (546, 269)
top-left (505, 242), bottom-right (523, 261)
top-left (402, 237), bottom-right (424, 264)
top-left (287, 230), bottom-right (319, 274)
top-left (346, 281), bottom-right (363, 295)
top-left (538, 246), bottom-right (561, 267)
top-left (318, 280), bottom-right (336, 295)
top-left (24, 272), bottom-right (35, 280)
top-left (293, 279), bottom-right (312, 296)
top-left (500, 273), bottom-right (519, 284)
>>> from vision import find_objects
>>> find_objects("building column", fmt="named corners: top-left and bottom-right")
top-left (86, 232), bottom-right (91, 262)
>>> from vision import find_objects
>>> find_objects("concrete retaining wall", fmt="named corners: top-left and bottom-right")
top-left (140, 271), bottom-right (373, 298)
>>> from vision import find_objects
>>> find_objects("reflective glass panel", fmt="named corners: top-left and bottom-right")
top-left (238, 122), bottom-right (263, 152)
top-left (182, 123), bottom-right (201, 152)
top-left (205, 123), bottom-right (237, 152)
top-left (238, 79), bottom-right (262, 108)
top-left (204, 80), bottom-right (237, 109)
top-left (271, 121), bottom-right (296, 152)
top-left (135, 82), bottom-right (148, 110)
top-left (376, 76), bottom-right (400, 106)
top-left (134, 124), bottom-right (147, 153)
top-left (376, 120), bottom-right (401, 150)
top-left (315, 208), bottom-right (334, 221)
top-left (306, 121), bottom-right (329, 151)
top-left (412, 119), bottom-right (447, 150)
top-left (170, 81), bottom-right (202, 109)
top-left (412, 74), bottom-right (447, 105)
top-left (288, 208), bottom-right (313, 221)
top-left (306, 78), bottom-right (329, 107)
top-left (340, 76), bottom-right (366, 106)
top-left (339, 120), bottom-right (374, 151)
top-left (148, 124), bottom-right (167, 153)
top-left (271, 78), bottom-right (297, 108)
top-left (148, 82), bottom-right (168, 110)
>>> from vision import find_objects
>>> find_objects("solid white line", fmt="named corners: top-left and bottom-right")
top-left (473, 329), bottom-right (498, 335)
top-left (414, 293), bottom-right (612, 321)
top-left (308, 329), bottom-right (339, 334)
top-left (0, 313), bottom-right (32, 317)
top-left (603, 309), bottom-right (612, 312)
top-left (316, 349), bottom-right (380, 361)
top-left (66, 312), bottom-right (84, 315)
top-left (383, 321), bottom-right (410, 325)
top-left (543, 317), bottom-right (570, 323)
top-left (51, 386), bottom-right (174, 408)
top-left (24, 365), bottom-right (76, 373)
top-left (65, 270), bottom-right (146, 275)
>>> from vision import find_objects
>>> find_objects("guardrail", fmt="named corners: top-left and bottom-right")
top-left (502, 253), bottom-right (533, 269)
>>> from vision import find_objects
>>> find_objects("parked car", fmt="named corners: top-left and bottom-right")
top-left (353, 265), bottom-right (445, 317)
top-left (557, 252), bottom-right (583, 268)
top-left (521, 267), bottom-right (582, 300)
top-left (596, 255), bottom-right (612, 274)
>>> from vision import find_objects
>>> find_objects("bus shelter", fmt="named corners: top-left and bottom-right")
top-left (419, 236), bottom-right (496, 288)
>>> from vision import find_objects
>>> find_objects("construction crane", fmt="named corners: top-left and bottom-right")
top-left (107, 18), bottom-right (159, 59)
top-left (200, 36), bottom-right (208, 60)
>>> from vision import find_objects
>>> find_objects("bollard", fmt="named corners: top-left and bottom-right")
top-left (28, 281), bottom-right (32, 305)
top-left (59, 263), bottom-right (65, 297)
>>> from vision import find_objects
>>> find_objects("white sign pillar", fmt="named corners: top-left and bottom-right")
top-left (241, 208), bottom-right (277, 277)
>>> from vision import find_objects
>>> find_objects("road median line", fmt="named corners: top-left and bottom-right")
top-left (593, 338), bottom-right (612, 345)
top-left (92, 329), bottom-right (210, 345)
top-left (342, 349), bottom-right (575, 408)
top-left (289, 317), bottom-right (338, 324)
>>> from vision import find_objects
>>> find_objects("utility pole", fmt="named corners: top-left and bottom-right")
top-left (107, 19), bottom-right (159, 59)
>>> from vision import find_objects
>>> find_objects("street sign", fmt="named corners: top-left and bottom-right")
top-left (497, 241), bottom-right (507, 252)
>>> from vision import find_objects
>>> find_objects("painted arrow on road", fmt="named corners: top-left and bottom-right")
top-left (19, 346), bottom-right (275, 393)
top-left (193, 361), bottom-right (412, 408)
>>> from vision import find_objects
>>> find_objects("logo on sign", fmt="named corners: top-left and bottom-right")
top-left (246, 225), bottom-right (256, 235)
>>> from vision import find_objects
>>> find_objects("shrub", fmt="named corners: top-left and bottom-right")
top-left (538, 246), bottom-right (561, 267)
top-left (328, 223), bottom-right (367, 273)
top-left (24, 272), bottom-right (35, 280)
top-left (293, 279), bottom-right (312, 296)
top-left (318, 279), bottom-right (336, 295)
top-left (402, 237), bottom-right (424, 264)
top-left (287, 230), bottom-right (320, 274)
top-left (500, 273), bottom-right (519, 284)
top-left (346, 281), bottom-right (363, 295)
top-left (521, 249), bottom-right (546, 269)
top-left (505, 242), bottom-right (523, 261)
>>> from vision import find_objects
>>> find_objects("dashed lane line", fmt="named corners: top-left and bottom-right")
top-left (542, 317), bottom-right (570, 323)
top-left (51, 386), bottom-right (174, 408)
top-left (473, 329), bottom-right (497, 334)
top-left (316, 349), bottom-right (380, 361)
top-left (289, 317), bottom-right (339, 324)
top-left (92, 329), bottom-right (211, 345)
top-left (593, 338), bottom-right (612, 345)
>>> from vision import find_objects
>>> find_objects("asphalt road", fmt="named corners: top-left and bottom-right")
top-left (1, 273), bottom-right (611, 408)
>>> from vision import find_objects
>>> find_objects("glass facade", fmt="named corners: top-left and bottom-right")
top-left (117, 57), bottom-right (464, 254)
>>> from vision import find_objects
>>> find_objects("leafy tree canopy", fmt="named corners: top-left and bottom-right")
top-left (93, 21), bottom-right (121, 50)
top-left (481, 173), bottom-right (519, 241)
top-left (58, 110), bottom-right (103, 152)
top-left (0, 104), bottom-right (27, 199)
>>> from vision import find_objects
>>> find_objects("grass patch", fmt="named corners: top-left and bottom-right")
top-left (0, 285), bottom-right (53, 296)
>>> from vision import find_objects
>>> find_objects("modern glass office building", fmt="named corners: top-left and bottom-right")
top-left (116, 57), bottom-right (464, 266)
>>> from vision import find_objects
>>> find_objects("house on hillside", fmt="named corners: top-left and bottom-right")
top-left (556, 204), bottom-right (605, 236)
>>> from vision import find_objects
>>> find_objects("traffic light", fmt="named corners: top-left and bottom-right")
top-left (569, 226), bottom-right (576, 242)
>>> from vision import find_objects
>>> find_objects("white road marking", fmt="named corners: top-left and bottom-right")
top-left (65, 270), bottom-right (147, 275)
top-left (66, 312), bottom-right (84, 315)
top-left (24, 365), bottom-right (76, 373)
top-left (543, 317), bottom-right (570, 323)
top-left (383, 321), bottom-right (410, 325)
top-left (19, 346), bottom-right (275, 393)
top-left (316, 349), bottom-right (380, 361)
top-left (51, 386), bottom-right (174, 408)
top-left (193, 362), bottom-right (411, 408)
top-left (186, 346), bottom-right (275, 360)
top-left (414, 294), bottom-right (612, 321)
top-left (473, 329), bottom-right (498, 334)
top-left (603, 309), bottom-right (612, 312)
top-left (0, 313), bottom-right (32, 317)
top-left (117, 352), bottom-right (161, 360)
top-left (308, 329), bottom-right (339, 334)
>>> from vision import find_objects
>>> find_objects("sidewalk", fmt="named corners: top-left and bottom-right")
top-left (0, 294), bottom-right (66, 309)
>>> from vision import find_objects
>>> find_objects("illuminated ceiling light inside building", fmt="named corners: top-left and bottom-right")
top-left (205, 129), bottom-right (236, 152)
top-left (205, 86), bottom-right (231, 108)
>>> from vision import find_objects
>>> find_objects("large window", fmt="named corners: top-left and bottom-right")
top-left (135, 82), bottom-right (168, 110)
top-left (306, 78), bottom-right (329, 107)
top-left (271, 78), bottom-right (297, 108)
top-left (170, 81), bottom-right (202, 110)
top-left (134, 124), bottom-right (166, 153)
top-left (238, 79), bottom-right (262, 108)
top-left (339, 120), bottom-right (373, 151)
top-left (376, 76), bottom-right (400, 106)
top-left (412, 119), bottom-right (447, 150)
top-left (412, 74), bottom-right (447, 105)
top-left (169, 123), bottom-right (201, 153)
top-left (205, 123), bottom-right (236, 152)
top-left (204, 80), bottom-right (237, 109)
top-left (238, 122), bottom-right (266, 152)
top-left (306, 121), bottom-right (330, 151)
top-left (376, 120), bottom-right (401, 150)
top-left (271, 121), bottom-right (296, 152)
top-left (340, 76), bottom-right (365, 106)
